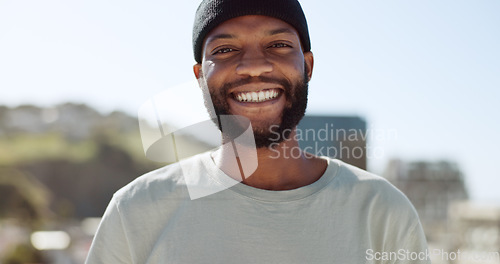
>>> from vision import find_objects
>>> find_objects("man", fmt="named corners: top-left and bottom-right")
top-left (86, 0), bottom-right (430, 263)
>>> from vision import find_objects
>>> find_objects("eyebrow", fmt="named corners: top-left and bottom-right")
top-left (206, 33), bottom-right (236, 45)
top-left (267, 28), bottom-right (296, 36)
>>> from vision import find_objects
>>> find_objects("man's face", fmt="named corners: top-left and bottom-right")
top-left (194, 15), bottom-right (313, 148)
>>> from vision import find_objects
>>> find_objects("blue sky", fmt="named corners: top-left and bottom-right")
top-left (1, 0), bottom-right (499, 202)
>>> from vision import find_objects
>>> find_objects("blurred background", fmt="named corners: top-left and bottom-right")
top-left (0, 0), bottom-right (499, 263)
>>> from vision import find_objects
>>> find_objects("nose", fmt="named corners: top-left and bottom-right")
top-left (235, 49), bottom-right (273, 77)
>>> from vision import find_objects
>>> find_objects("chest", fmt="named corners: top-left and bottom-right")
top-left (126, 199), bottom-right (371, 263)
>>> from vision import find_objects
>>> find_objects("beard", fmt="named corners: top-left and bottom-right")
top-left (201, 69), bottom-right (309, 149)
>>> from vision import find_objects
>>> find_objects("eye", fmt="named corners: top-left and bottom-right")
top-left (213, 47), bottom-right (237, 55)
top-left (269, 43), bottom-right (292, 49)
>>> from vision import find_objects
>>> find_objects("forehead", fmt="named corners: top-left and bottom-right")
top-left (203, 15), bottom-right (300, 45)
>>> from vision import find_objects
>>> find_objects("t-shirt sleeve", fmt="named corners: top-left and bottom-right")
top-left (385, 197), bottom-right (431, 264)
top-left (364, 179), bottom-right (431, 264)
top-left (85, 195), bottom-right (133, 264)
top-left (395, 221), bottom-right (431, 264)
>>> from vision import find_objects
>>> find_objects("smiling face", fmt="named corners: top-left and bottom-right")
top-left (193, 15), bottom-right (314, 148)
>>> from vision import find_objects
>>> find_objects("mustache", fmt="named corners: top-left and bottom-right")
top-left (219, 76), bottom-right (291, 95)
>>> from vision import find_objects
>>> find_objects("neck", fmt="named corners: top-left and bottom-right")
top-left (212, 129), bottom-right (327, 190)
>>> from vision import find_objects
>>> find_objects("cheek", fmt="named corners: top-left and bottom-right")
top-left (282, 65), bottom-right (304, 83)
top-left (201, 60), bottom-right (215, 78)
top-left (276, 53), bottom-right (305, 79)
top-left (202, 60), bottom-right (226, 87)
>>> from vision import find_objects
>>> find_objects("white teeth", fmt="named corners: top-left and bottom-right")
top-left (251, 92), bottom-right (258, 102)
top-left (234, 89), bottom-right (280, 103)
top-left (258, 91), bottom-right (265, 101)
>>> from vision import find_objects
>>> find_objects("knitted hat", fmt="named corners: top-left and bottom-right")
top-left (192, 0), bottom-right (310, 63)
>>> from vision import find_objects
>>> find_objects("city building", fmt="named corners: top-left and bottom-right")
top-left (297, 115), bottom-right (367, 169)
top-left (383, 160), bottom-right (469, 243)
top-left (447, 201), bottom-right (500, 264)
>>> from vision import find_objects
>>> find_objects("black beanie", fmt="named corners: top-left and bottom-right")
top-left (192, 0), bottom-right (311, 63)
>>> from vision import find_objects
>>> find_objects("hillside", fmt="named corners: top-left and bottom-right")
top-left (0, 103), bottom-right (162, 219)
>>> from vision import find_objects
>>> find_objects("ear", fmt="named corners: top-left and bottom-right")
top-left (193, 64), bottom-right (205, 89)
top-left (193, 63), bottom-right (202, 79)
top-left (304, 51), bottom-right (314, 81)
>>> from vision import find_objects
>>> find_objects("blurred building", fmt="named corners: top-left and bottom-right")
top-left (447, 201), bottom-right (500, 264)
top-left (297, 115), bottom-right (367, 169)
top-left (383, 160), bottom-right (469, 243)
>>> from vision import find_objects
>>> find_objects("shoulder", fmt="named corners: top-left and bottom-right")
top-left (329, 159), bottom-right (419, 217)
top-left (329, 160), bottom-right (427, 246)
top-left (111, 152), bottom-right (209, 207)
top-left (329, 159), bottom-right (394, 189)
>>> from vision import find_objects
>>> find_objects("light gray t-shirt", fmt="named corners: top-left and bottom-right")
top-left (86, 152), bottom-right (430, 264)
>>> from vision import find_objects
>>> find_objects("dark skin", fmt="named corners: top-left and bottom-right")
top-left (193, 15), bottom-right (327, 191)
